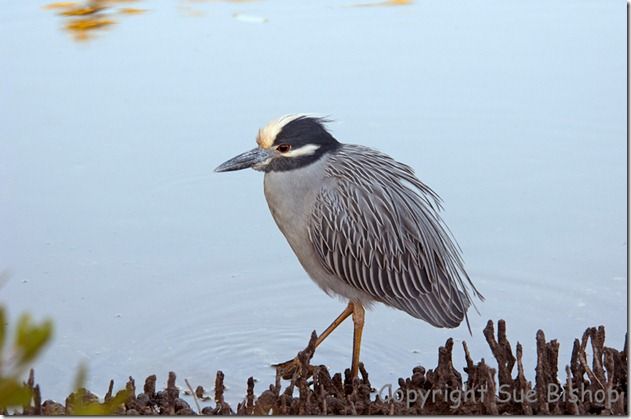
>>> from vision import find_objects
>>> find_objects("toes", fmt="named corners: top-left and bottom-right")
top-left (271, 358), bottom-right (296, 368)
top-left (273, 358), bottom-right (300, 379)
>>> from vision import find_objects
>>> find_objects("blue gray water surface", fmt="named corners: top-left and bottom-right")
top-left (0, 0), bottom-right (626, 406)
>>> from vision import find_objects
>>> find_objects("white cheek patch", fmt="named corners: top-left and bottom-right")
top-left (283, 144), bottom-right (321, 158)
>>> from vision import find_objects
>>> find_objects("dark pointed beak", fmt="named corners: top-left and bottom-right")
top-left (214, 148), bottom-right (273, 172)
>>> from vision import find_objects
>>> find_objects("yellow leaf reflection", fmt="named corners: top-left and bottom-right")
top-left (44, 0), bottom-right (146, 42)
top-left (119, 7), bottom-right (146, 14)
top-left (64, 17), bottom-right (114, 41)
top-left (61, 6), bottom-right (103, 16)
top-left (352, 0), bottom-right (412, 7)
top-left (65, 17), bottom-right (114, 31)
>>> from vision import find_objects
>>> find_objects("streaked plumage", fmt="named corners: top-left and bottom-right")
top-left (215, 114), bottom-right (483, 378)
top-left (309, 144), bottom-right (481, 328)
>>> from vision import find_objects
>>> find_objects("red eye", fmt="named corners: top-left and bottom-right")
top-left (277, 144), bottom-right (292, 153)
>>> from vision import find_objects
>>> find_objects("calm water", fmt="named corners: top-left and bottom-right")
top-left (0, 0), bottom-right (626, 406)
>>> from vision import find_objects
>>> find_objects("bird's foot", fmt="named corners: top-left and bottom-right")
top-left (272, 331), bottom-right (318, 380)
top-left (272, 357), bottom-right (310, 380)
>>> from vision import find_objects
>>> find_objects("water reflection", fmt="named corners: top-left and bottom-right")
top-left (8, 0), bottom-right (625, 406)
top-left (352, 0), bottom-right (413, 7)
top-left (178, 0), bottom-right (264, 20)
top-left (44, 0), bottom-right (268, 39)
top-left (43, 0), bottom-right (414, 41)
top-left (44, 0), bottom-right (146, 42)
top-left (232, 12), bottom-right (268, 24)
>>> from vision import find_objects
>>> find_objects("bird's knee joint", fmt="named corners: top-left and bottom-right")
top-left (352, 302), bottom-right (365, 324)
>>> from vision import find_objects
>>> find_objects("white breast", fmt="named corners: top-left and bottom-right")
top-left (263, 156), bottom-right (329, 245)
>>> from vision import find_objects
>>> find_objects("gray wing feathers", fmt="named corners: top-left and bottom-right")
top-left (308, 145), bottom-right (483, 329)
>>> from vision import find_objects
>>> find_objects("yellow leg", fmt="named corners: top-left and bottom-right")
top-left (315, 302), bottom-right (354, 347)
top-left (350, 302), bottom-right (365, 379)
top-left (273, 302), bottom-right (355, 378)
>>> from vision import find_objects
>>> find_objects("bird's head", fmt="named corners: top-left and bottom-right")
top-left (215, 114), bottom-right (340, 173)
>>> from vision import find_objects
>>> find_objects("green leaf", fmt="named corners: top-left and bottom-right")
top-left (15, 314), bottom-right (32, 348)
top-left (70, 389), bottom-right (130, 415)
top-left (68, 365), bottom-right (129, 415)
top-left (73, 362), bottom-right (87, 391)
top-left (15, 314), bottom-right (53, 367)
top-left (0, 378), bottom-right (32, 409)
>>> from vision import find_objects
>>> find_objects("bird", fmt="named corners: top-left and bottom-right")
top-left (215, 114), bottom-right (483, 379)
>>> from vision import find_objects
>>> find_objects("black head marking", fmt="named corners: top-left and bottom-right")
top-left (266, 116), bottom-right (340, 172)
top-left (273, 116), bottom-right (339, 148)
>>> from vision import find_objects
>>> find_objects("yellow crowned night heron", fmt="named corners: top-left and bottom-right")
top-left (215, 115), bottom-right (483, 378)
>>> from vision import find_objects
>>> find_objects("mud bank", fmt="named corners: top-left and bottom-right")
top-left (9, 320), bottom-right (628, 415)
